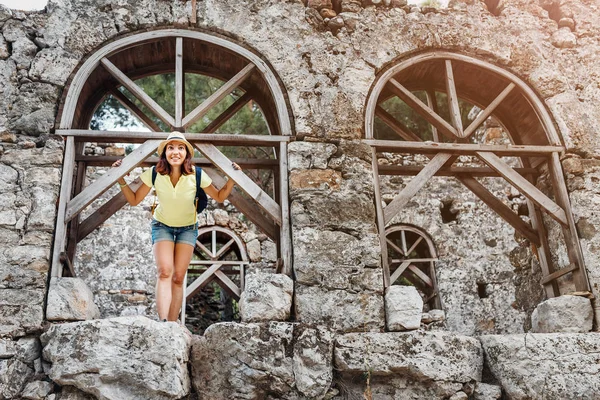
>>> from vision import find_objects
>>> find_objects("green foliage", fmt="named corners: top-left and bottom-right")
top-left (419, 0), bottom-right (442, 7)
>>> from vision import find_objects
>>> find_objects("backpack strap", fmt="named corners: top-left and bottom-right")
top-left (195, 166), bottom-right (202, 208)
top-left (151, 166), bottom-right (157, 187)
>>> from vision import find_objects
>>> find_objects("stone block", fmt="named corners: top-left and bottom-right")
top-left (385, 285), bottom-right (423, 331)
top-left (334, 331), bottom-right (483, 382)
top-left (531, 295), bottom-right (593, 333)
top-left (288, 141), bottom-right (336, 170)
top-left (293, 325), bottom-right (334, 398)
top-left (239, 273), bottom-right (293, 322)
top-left (41, 316), bottom-right (191, 400)
top-left (0, 338), bottom-right (16, 359)
top-left (473, 382), bottom-right (502, 400)
top-left (0, 358), bottom-right (34, 399)
top-left (191, 322), bottom-right (295, 399)
top-left (28, 48), bottom-right (79, 86)
top-left (46, 277), bottom-right (100, 321)
top-left (295, 284), bottom-right (384, 332)
top-left (21, 380), bottom-right (53, 400)
top-left (290, 169), bottom-right (341, 191)
top-left (481, 333), bottom-right (600, 400)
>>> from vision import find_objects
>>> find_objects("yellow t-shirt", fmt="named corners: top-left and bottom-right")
top-left (140, 167), bottom-right (212, 227)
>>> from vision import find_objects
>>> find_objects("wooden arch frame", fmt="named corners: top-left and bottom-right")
top-left (366, 51), bottom-right (590, 298)
top-left (52, 29), bottom-right (293, 280)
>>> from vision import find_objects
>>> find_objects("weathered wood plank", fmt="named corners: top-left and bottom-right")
top-left (425, 89), bottom-right (440, 142)
top-left (408, 265), bottom-right (433, 287)
top-left (51, 136), bottom-right (76, 277)
top-left (372, 147), bottom-right (391, 287)
top-left (390, 260), bottom-right (411, 285)
top-left (58, 129), bottom-right (290, 145)
top-left (77, 177), bottom-right (145, 241)
top-left (186, 263), bottom-right (221, 298)
top-left (384, 153), bottom-right (454, 224)
top-left (175, 37), bottom-right (183, 128)
top-left (203, 92), bottom-right (252, 133)
top-left (75, 155), bottom-right (278, 169)
top-left (548, 152), bottom-right (591, 291)
top-left (541, 264), bottom-right (578, 285)
top-left (456, 174), bottom-right (541, 246)
top-left (476, 151), bottom-right (568, 226)
top-left (378, 164), bottom-right (539, 177)
top-left (195, 143), bottom-right (282, 225)
top-left (366, 139), bottom-right (564, 156)
top-left (65, 140), bottom-right (160, 223)
top-left (463, 83), bottom-right (515, 139)
top-left (204, 169), bottom-right (278, 240)
top-left (109, 88), bottom-right (162, 132)
top-left (375, 106), bottom-right (422, 141)
top-left (214, 270), bottom-right (241, 299)
top-left (182, 64), bottom-right (255, 129)
top-left (100, 58), bottom-right (175, 128)
top-left (388, 78), bottom-right (458, 139)
top-left (444, 60), bottom-right (464, 137)
top-left (279, 141), bottom-right (292, 275)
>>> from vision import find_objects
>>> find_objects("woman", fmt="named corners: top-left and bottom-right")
top-left (113, 131), bottom-right (240, 322)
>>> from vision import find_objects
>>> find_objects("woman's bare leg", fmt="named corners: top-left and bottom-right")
top-left (154, 241), bottom-right (175, 320)
top-left (168, 243), bottom-right (195, 321)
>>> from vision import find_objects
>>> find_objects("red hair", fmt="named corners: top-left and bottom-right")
top-left (155, 146), bottom-right (194, 175)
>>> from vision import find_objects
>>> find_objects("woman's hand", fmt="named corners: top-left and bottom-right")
top-left (112, 159), bottom-right (123, 168)
top-left (232, 162), bottom-right (241, 171)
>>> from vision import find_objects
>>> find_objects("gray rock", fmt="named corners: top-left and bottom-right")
top-left (239, 273), bottom-right (293, 322)
top-left (481, 333), bottom-right (600, 399)
top-left (10, 107), bottom-right (56, 136)
top-left (551, 27), bottom-right (576, 48)
top-left (473, 382), bottom-right (502, 400)
top-left (28, 48), bottom-right (79, 85)
top-left (0, 288), bottom-right (44, 337)
top-left (46, 277), bottom-right (100, 321)
top-left (288, 141), bottom-right (337, 170)
top-left (41, 316), bottom-right (191, 400)
top-left (59, 385), bottom-right (101, 400)
top-left (21, 380), bottom-right (53, 400)
top-left (0, 339), bottom-right (15, 359)
top-left (246, 238), bottom-right (262, 262)
top-left (191, 322), bottom-right (295, 399)
top-left (0, 358), bottom-right (34, 400)
top-left (10, 37), bottom-right (38, 69)
top-left (293, 325), bottom-right (333, 398)
top-left (27, 186), bottom-right (58, 231)
top-left (16, 337), bottom-right (41, 363)
top-left (335, 331), bottom-right (483, 382)
top-left (295, 284), bottom-right (384, 332)
top-left (531, 295), bottom-right (593, 333)
top-left (385, 285), bottom-right (423, 331)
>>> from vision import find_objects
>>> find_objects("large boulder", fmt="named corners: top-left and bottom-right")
top-left (0, 357), bottom-right (34, 400)
top-left (41, 316), bottom-right (191, 400)
top-left (46, 277), bottom-right (100, 321)
top-left (481, 333), bottom-right (600, 399)
top-left (191, 322), bottom-right (334, 399)
top-left (385, 285), bottom-right (423, 331)
top-left (239, 273), bottom-right (293, 322)
top-left (531, 295), bottom-right (593, 333)
top-left (334, 331), bottom-right (483, 383)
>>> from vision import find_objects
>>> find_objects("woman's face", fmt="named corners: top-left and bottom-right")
top-left (164, 141), bottom-right (188, 167)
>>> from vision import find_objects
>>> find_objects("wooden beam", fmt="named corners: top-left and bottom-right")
top-left (57, 129), bottom-right (291, 146)
top-left (186, 263), bottom-right (220, 298)
top-left (408, 265), bottom-right (433, 287)
top-left (51, 136), bottom-right (76, 277)
top-left (175, 37), bottom-right (183, 128)
top-left (548, 152), bottom-right (591, 291)
top-left (444, 60), bottom-right (464, 137)
top-left (109, 88), bottom-right (162, 132)
top-left (194, 143), bottom-right (282, 225)
top-left (378, 164), bottom-right (539, 177)
top-left (213, 270), bottom-right (241, 299)
top-left (456, 174), bottom-right (541, 246)
top-left (372, 147), bottom-right (390, 288)
top-left (476, 151), bottom-right (568, 226)
top-left (100, 58), bottom-right (175, 128)
top-left (202, 92), bottom-right (252, 133)
top-left (65, 150), bottom-right (87, 268)
top-left (77, 178), bottom-right (145, 241)
top-left (204, 169), bottom-right (278, 240)
top-left (75, 155), bottom-right (278, 169)
top-left (384, 153), bottom-right (454, 224)
top-left (388, 78), bottom-right (458, 139)
top-left (541, 264), bottom-right (578, 285)
top-left (182, 64), bottom-right (255, 129)
top-left (425, 90), bottom-right (440, 142)
top-left (375, 106), bottom-right (422, 141)
top-left (279, 141), bottom-right (292, 276)
top-left (390, 260), bottom-right (411, 285)
top-left (65, 140), bottom-right (160, 223)
top-left (365, 139), bottom-right (563, 156)
top-left (463, 83), bottom-right (515, 139)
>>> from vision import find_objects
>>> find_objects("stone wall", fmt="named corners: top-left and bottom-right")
top-left (1, 0), bottom-right (600, 398)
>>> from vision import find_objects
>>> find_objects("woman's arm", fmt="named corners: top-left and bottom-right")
top-left (113, 159), bottom-right (152, 206)
top-left (203, 162), bottom-right (241, 203)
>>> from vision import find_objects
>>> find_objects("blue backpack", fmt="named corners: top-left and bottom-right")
top-left (152, 166), bottom-right (208, 213)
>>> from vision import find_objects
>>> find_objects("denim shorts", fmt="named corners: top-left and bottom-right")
top-left (151, 220), bottom-right (198, 247)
